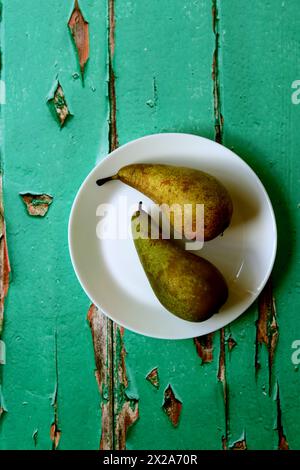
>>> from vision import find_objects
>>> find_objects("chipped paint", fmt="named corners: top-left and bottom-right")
top-left (68, 0), bottom-right (89, 77)
top-left (88, 306), bottom-right (139, 450)
top-left (20, 193), bottom-right (53, 217)
top-left (48, 81), bottom-right (71, 127)
top-left (227, 335), bottom-right (237, 351)
top-left (194, 334), bottom-right (213, 364)
top-left (230, 438), bottom-right (247, 450)
top-left (146, 367), bottom-right (160, 389)
top-left (113, 324), bottom-right (139, 450)
top-left (276, 384), bottom-right (289, 450)
top-left (0, 176), bottom-right (10, 336)
top-left (218, 328), bottom-right (229, 448)
top-left (87, 304), bottom-right (113, 450)
top-left (50, 422), bottom-right (61, 450)
top-left (162, 385), bottom-right (182, 427)
top-left (256, 279), bottom-right (278, 391)
top-left (50, 330), bottom-right (61, 450)
top-left (0, 175), bottom-right (8, 431)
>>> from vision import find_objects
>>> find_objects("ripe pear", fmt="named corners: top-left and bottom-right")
top-left (97, 163), bottom-right (233, 241)
top-left (131, 204), bottom-right (228, 322)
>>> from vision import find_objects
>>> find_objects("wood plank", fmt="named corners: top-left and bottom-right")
top-left (219, 0), bottom-right (300, 449)
top-left (112, 0), bottom-right (226, 449)
top-left (1, 0), bottom-right (107, 449)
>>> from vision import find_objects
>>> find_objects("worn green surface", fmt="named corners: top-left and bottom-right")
top-left (1, 0), bottom-right (107, 450)
top-left (220, 0), bottom-right (300, 450)
top-left (1, 0), bottom-right (300, 450)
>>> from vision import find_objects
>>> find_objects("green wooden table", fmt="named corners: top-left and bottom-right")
top-left (1, 0), bottom-right (299, 450)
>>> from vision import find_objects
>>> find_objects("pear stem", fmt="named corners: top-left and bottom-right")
top-left (138, 201), bottom-right (143, 212)
top-left (96, 175), bottom-right (118, 186)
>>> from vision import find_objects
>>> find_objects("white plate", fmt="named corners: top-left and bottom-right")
top-left (68, 133), bottom-right (277, 339)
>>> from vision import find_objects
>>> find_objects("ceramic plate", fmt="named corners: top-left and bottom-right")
top-left (68, 133), bottom-right (277, 339)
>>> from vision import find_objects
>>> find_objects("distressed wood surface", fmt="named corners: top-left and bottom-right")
top-left (1, 0), bottom-right (108, 450)
top-left (1, 0), bottom-right (300, 450)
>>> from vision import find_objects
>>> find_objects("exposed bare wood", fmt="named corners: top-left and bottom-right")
top-left (227, 335), bottom-right (237, 352)
top-left (113, 324), bottom-right (139, 450)
top-left (20, 193), bottom-right (53, 217)
top-left (68, 0), bottom-right (89, 77)
top-left (146, 367), bottom-right (160, 389)
top-left (230, 438), bottom-right (247, 450)
top-left (50, 423), bottom-right (61, 450)
top-left (276, 384), bottom-right (289, 450)
top-left (50, 330), bottom-right (61, 450)
top-left (48, 82), bottom-right (71, 127)
top-left (87, 304), bottom-right (114, 450)
top-left (218, 328), bottom-right (229, 448)
top-left (0, 176), bottom-right (10, 336)
top-left (256, 279), bottom-right (278, 391)
top-left (163, 384), bottom-right (182, 427)
top-left (194, 334), bottom-right (213, 364)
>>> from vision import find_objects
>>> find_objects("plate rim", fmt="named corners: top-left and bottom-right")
top-left (68, 132), bottom-right (277, 339)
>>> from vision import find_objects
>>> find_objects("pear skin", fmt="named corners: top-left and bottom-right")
top-left (97, 164), bottom-right (233, 241)
top-left (131, 205), bottom-right (228, 322)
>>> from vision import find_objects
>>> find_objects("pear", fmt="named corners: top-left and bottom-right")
top-left (131, 204), bottom-right (228, 322)
top-left (97, 163), bottom-right (233, 241)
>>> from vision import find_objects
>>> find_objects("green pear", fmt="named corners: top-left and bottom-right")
top-left (131, 204), bottom-right (228, 322)
top-left (97, 163), bottom-right (233, 241)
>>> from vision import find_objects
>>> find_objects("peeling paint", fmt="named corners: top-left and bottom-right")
top-left (48, 82), bottom-right (71, 127)
top-left (0, 176), bottom-right (10, 336)
top-left (256, 279), bottom-right (278, 391)
top-left (88, 306), bottom-right (139, 450)
top-left (146, 367), bottom-right (160, 389)
top-left (50, 331), bottom-right (61, 450)
top-left (218, 329), bottom-right (226, 383)
top-left (230, 439), bottom-right (247, 450)
top-left (227, 335), bottom-right (237, 351)
top-left (276, 384), bottom-right (289, 450)
top-left (218, 328), bottom-right (229, 448)
top-left (229, 432), bottom-right (247, 450)
top-left (194, 334), bottom-right (213, 364)
top-left (113, 324), bottom-right (139, 450)
top-left (68, 0), bottom-right (89, 77)
top-left (20, 193), bottom-right (53, 217)
top-left (163, 385), bottom-right (182, 427)
top-left (50, 422), bottom-right (61, 450)
top-left (87, 304), bottom-right (113, 450)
